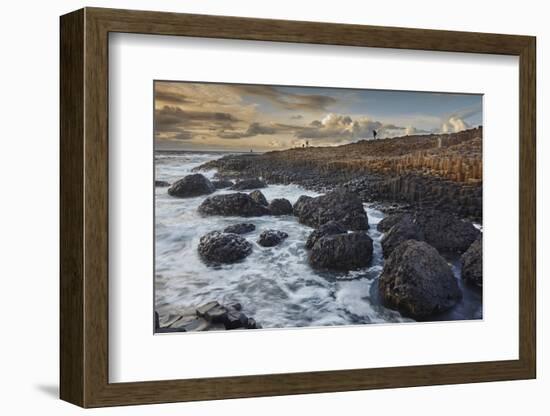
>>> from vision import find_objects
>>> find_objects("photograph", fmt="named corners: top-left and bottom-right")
top-left (153, 80), bottom-right (483, 333)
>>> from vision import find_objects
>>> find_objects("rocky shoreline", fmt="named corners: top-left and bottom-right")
top-left (194, 127), bottom-right (483, 222)
top-left (155, 160), bottom-right (482, 330)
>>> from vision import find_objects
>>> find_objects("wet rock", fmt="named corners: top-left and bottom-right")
top-left (230, 302), bottom-right (243, 311)
top-left (196, 301), bottom-right (260, 330)
top-left (305, 220), bottom-right (346, 249)
top-left (249, 190), bottom-right (268, 206)
top-left (377, 213), bottom-right (410, 233)
top-left (293, 189), bottom-right (369, 231)
top-left (223, 223), bottom-right (256, 235)
top-left (414, 210), bottom-right (480, 253)
top-left (381, 216), bottom-right (424, 258)
top-left (196, 301), bottom-right (220, 317)
top-left (293, 195), bottom-right (314, 216)
top-left (194, 129), bottom-right (483, 222)
top-left (155, 303), bottom-right (259, 333)
top-left (230, 178), bottom-right (267, 190)
top-left (155, 180), bottom-right (170, 187)
top-left (156, 326), bottom-right (186, 333)
top-left (361, 172), bottom-right (482, 222)
top-left (172, 317), bottom-right (210, 331)
top-left (268, 198), bottom-right (293, 215)
top-left (198, 231), bottom-right (252, 264)
top-left (257, 230), bottom-right (288, 247)
top-left (155, 311), bottom-right (191, 333)
top-left (198, 193), bottom-right (271, 217)
top-left (158, 313), bottom-right (185, 328)
top-left (211, 178), bottom-right (234, 189)
top-left (309, 232), bottom-right (373, 271)
top-left (154, 311), bottom-right (160, 330)
top-left (249, 319), bottom-right (261, 329)
top-left (202, 304), bottom-right (228, 323)
top-left (461, 237), bottom-right (482, 288)
top-left (378, 240), bottom-right (462, 319)
top-left (167, 173), bottom-right (215, 198)
top-left (224, 310), bottom-right (250, 329)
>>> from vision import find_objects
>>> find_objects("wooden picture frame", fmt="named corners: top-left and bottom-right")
top-left (60, 7), bottom-right (536, 408)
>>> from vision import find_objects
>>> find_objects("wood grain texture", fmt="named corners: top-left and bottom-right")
top-left (518, 38), bottom-right (537, 376)
top-left (59, 8), bottom-right (85, 407)
top-left (59, 7), bottom-right (537, 408)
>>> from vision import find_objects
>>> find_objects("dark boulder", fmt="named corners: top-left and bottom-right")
top-left (414, 210), bottom-right (480, 253)
top-left (155, 180), bottom-right (170, 187)
top-left (198, 193), bottom-right (271, 217)
top-left (380, 210), bottom-right (480, 256)
top-left (230, 178), bottom-right (267, 190)
top-left (198, 231), bottom-right (252, 264)
top-left (257, 230), bottom-right (288, 247)
top-left (293, 189), bottom-right (369, 231)
top-left (309, 232), bottom-right (373, 271)
top-left (305, 220), bottom-right (346, 249)
top-left (378, 240), bottom-right (462, 319)
top-left (461, 237), bottom-right (482, 288)
top-left (211, 178), bottom-right (234, 189)
top-left (167, 174), bottom-right (215, 198)
top-left (249, 190), bottom-right (268, 206)
top-left (268, 198), bottom-right (293, 215)
top-left (293, 195), bottom-right (314, 216)
top-left (223, 223), bottom-right (256, 235)
top-left (377, 213), bottom-right (411, 233)
top-left (381, 216), bottom-right (424, 258)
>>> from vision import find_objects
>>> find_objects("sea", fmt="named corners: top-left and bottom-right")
top-left (154, 150), bottom-right (482, 329)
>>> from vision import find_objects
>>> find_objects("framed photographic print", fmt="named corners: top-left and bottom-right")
top-left (60, 7), bottom-right (536, 408)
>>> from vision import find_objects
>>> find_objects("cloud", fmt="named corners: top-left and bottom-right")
top-left (153, 81), bottom-right (482, 150)
top-left (155, 106), bottom-right (239, 125)
top-left (155, 89), bottom-right (193, 105)
top-left (172, 131), bottom-right (194, 141)
top-left (404, 126), bottom-right (430, 135)
top-left (215, 113), bottom-right (430, 144)
top-left (439, 104), bottom-right (481, 133)
top-left (441, 116), bottom-right (469, 133)
top-left (155, 105), bottom-right (241, 141)
top-left (294, 113), bottom-right (406, 142)
top-left (228, 85), bottom-right (338, 111)
top-left (218, 122), bottom-right (298, 139)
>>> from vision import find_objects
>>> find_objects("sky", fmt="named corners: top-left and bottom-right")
top-left (154, 81), bottom-right (482, 151)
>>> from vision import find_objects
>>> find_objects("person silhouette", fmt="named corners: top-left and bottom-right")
top-left (373, 129), bottom-right (378, 139)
